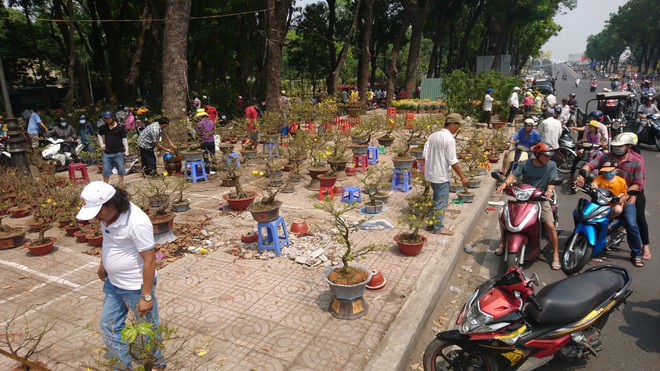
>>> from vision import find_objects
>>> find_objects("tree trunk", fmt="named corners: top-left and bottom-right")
top-left (403, 0), bottom-right (433, 95)
top-left (64, 0), bottom-right (76, 118)
top-left (328, 0), bottom-right (362, 97)
top-left (264, 0), bottom-right (292, 112)
top-left (386, 10), bottom-right (410, 107)
top-left (125, 2), bottom-right (152, 102)
top-left (358, 0), bottom-right (375, 108)
top-left (455, 0), bottom-right (485, 70)
top-left (426, 19), bottom-right (443, 78)
top-left (162, 0), bottom-right (192, 123)
top-left (325, 0), bottom-right (337, 95)
top-left (86, 0), bottom-right (115, 103)
top-left (95, 0), bottom-right (127, 104)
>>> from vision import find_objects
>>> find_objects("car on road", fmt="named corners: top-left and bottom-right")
top-left (531, 83), bottom-right (554, 96)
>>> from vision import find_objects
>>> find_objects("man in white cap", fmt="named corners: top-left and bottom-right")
top-left (77, 181), bottom-right (165, 370)
top-left (507, 87), bottom-right (521, 125)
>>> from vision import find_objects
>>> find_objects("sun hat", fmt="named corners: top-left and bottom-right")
top-left (524, 118), bottom-right (535, 126)
top-left (588, 120), bottom-right (600, 128)
top-left (513, 87), bottom-right (521, 91)
top-left (599, 166), bottom-right (616, 174)
top-left (445, 113), bottom-right (465, 124)
top-left (76, 181), bottom-right (116, 221)
top-left (194, 109), bottom-right (208, 119)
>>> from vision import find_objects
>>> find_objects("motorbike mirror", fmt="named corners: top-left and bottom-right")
top-left (531, 272), bottom-right (539, 286)
top-left (549, 178), bottom-right (563, 186)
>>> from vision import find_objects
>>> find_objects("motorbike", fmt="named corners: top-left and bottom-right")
top-left (590, 81), bottom-right (598, 93)
top-left (423, 265), bottom-right (633, 371)
top-left (502, 145), bottom-right (530, 176)
top-left (635, 113), bottom-right (660, 151)
top-left (604, 114), bottom-right (625, 139)
top-left (41, 137), bottom-right (83, 170)
top-left (0, 142), bottom-right (10, 167)
top-left (569, 142), bottom-right (602, 192)
top-left (491, 173), bottom-right (562, 268)
top-left (561, 170), bottom-right (629, 275)
top-left (554, 126), bottom-right (577, 174)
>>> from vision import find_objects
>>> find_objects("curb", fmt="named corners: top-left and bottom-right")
top-left (364, 172), bottom-right (498, 371)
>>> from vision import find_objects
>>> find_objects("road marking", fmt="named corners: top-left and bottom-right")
top-left (0, 259), bottom-right (90, 289)
top-left (0, 261), bottom-right (97, 304)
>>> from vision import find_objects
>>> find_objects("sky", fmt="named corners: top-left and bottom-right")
top-left (540, 0), bottom-right (627, 61)
top-left (296, 0), bottom-right (629, 61)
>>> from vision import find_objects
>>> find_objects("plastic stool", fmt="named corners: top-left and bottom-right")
top-left (339, 119), bottom-right (351, 135)
top-left (386, 107), bottom-right (397, 116)
top-left (184, 160), bottom-right (208, 183)
top-left (347, 116), bottom-right (361, 125)
top-left (391, 168), bottom-right (412, 192)
top-left (367, 146), bottom-right (379, 165)
top-left (405, 113), bottom-right (415, 128)
top-left (413, 158), bottom-right (425, 172)
top-left (68, 163), bottom-right (90, 184)
top-left (318, 185), bottom-right (334, 201)
top-left (341, 186), bottom-right (362, 203)
top-left (305, 122), bottom-right (315, 132)
top-left (262, 142), bottom-right (280, 158)
top-left (226, 152), bottom-right (241, 168)
top-left (352, 153), bottom-right (368, 172)
top-left (257, 216), bottom-right (289, 256)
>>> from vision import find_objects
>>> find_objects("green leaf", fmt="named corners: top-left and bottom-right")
top-left (121, 326), bottom-right (138, 344)
top-left (136, 322), bottom-right (155, 337)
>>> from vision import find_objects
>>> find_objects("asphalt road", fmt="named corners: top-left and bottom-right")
top-left (409, 64), bottom-right (660, 369)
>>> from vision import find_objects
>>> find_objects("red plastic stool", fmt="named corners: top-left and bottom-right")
top-left (347, 116), bottom-right (361, 125)
top-left (352, 153), bottom-right (368, 172)
top-left (318, 186), bottom-right (334, 200)
top-left (413, 159), bottom-right (425, 172)
top-left (387, 107), bottom-right (397, 116)
top-left (405, 113), bottom-right (415, 128)
top-left (305, 122), bottom-right (315, 132)
top-left (340, 119), bottom-right (351, 135)
top-left (68, 163), bottom-right (90, 184)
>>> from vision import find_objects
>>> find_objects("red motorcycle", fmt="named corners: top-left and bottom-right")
top-left (424, 265), bottom-right (632, 370)
top-left (492, 174), bottom-right (562, 267)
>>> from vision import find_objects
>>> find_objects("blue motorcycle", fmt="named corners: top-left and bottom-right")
top-left (561, 171), bottom-right (628, 275)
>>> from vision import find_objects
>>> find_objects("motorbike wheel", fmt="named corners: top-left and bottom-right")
top-left (423, 338), bottom-right (496, 371)
top-left (562, 233), bottom-right (592, 275)
top-left (655, 135), bottom-right (660, 151)
top-left (555, 148), bottom-right (576, 174)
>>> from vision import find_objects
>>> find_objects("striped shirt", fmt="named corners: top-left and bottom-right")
top-left (137, 123), bottom-right (162, 149)
top-left (586, 152), bottom-right (644, 190)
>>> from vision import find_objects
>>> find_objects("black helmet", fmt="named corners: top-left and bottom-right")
top-left (101, 110), bottom-right (114, 119)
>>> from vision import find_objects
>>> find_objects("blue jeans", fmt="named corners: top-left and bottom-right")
top-left (430, 182), bottom-right (450, 231)
top-left (102, 152), bottom-right (126, 176)
top-left (622, 203), bottom-right (642, 258)
top-left (100, 279), bottom-right (164, 369)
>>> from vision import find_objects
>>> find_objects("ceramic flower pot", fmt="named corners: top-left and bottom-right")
top-left (394, 233), bottom-right (427, 256)
top-left (74, 230), bottom-right (88, 243)
top-left (366, 270), bottom-right (386, 290)
top-left (247, 201), bottom-right (282, 223)
top-left (223, 191), bottom-right (257, 211)
top-left (24, 237), bottom-right (57, 255)
top-left (289, 220), bottom-right (310, 236)
top-left (64, 225), bottom-right (80, 237)
top-left (0, 228), bottom-right (27, 250)
top-left (241, 231), bottom-right (258, 244)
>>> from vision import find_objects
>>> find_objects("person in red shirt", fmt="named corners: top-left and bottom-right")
top-left (244, 101), bottom-right (259, 149)
top-left (202, 102), bottom-right (218, 124)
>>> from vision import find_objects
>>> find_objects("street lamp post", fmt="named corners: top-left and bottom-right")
top-left (0, 56), bottom-right (31, 174)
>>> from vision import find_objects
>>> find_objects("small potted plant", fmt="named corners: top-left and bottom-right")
top-left (316, 198), bottom-right (384, 319)
top-left (170, 177), bottom-right (191, 212)
top-left (0, 210), bottom-right (26, 250)
top-left (221, 151), bottom-right (257, 211)
top-left (377, 115), bottom-right (400, 147)
top-left (246, 157), bottom-right (291, 222)
top-left (358, 165), bottom-right (391, 214)
top-left (137, 176), bottom-right (177, 235)
top-left (259, 111), bottom-right (286, 144)
top-left (391, 114), bottom-right (431, 169)
top-left (25, 197), bottom-right (61, 255)
top-left (395, 180), bottom-right (441, 256)
top-left (86, 227), bottom-right (103, 247)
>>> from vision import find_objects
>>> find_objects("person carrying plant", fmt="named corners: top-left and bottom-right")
top-left (422, 113), bottom-right (470, 236)
top-left (137, 117), bottom-right (177, 176)
top-left (77, 181), bottom-right (165, 370)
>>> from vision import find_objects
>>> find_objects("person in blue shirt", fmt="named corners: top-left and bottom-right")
top-left (498, 118), bottom-right (541, 174)
top-left (23, 109), bottom-right (48, 148)
top-left (79, 114), bottom-right (96, 164)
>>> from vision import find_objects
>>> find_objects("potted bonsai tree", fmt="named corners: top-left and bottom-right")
top-left (358, 165), bottom-right (391, 214)
top-left (0, 210), bottom-right (26, 250)
top-left (391, 114), bottom-right (431, 169)
top-left (316, 198), bottom-right (384, 319)
top-left (26, 197), bottom-right (62, 255)
top-left (259, 111), bottom-right (286, 145)
top-left (246, 156), bottom-right (291, 222)
top-left (395, 179), bottom-right (441, 256)
top-left (137, 176), bottom-right (177, 235)
top-left (170, 177), bottom-right (191, 212)
top-left (221, 147), bottom-right (257, 211)
top-left (377, 115), bottom-right (400, 147)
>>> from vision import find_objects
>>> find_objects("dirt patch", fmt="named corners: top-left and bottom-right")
top-left (327, 266), bottom-right (369, 285)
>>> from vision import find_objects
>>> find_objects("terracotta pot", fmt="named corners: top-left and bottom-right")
top-left (74, 230), bottom-right (88, 243)
top-left (9, 206), bottom-right (31, 219)
top-left (150, 213), bottom-right (176, 234)
top-left (86, 233), bottom-right (103, 247)
top-left (290, 220), bottom-right (310, 236)
top-left (64, 225), bottom-right (80, 237)
top-left (24, 237), bottom-right (57, 255)
top-left (58, 219), bottom-right (71, 228)
top-left (241, 231), bottom-right (258, 244)
top-left (366, 270), bottom-right (386, 290)
top-left (333, 185), bottom-right (343, 195)
top-left (488, 156), bottom-right (500, 163)
top-left (247, 201), bottom-right (282, 223)
top-left (491, 121), bottom-right (505, 129)
top-left (223, 191), bottom-right (257, 211)
top-left (0, 228), bottom-right (27, 250)
top-left (394, 233), bottom-right (427, 256)
top-left (317, 175), bottom-right (338, 188)
top-left (345, 167), bottom-right (357, 176)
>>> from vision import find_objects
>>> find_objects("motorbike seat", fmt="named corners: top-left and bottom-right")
top-left (526, 270), bottom-right (624, 325)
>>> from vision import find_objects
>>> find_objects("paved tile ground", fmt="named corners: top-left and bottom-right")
top-left (0, 146), bottom-right (475, 370)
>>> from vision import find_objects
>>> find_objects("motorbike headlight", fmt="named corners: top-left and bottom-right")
top-left (460, 301), bottom-right (494, 334)
top-left (512, 187), bottom-right (533, 201)
top-left (611, 121), bottom-right (622, 130)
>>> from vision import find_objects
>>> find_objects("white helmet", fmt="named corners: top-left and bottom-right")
top-left (612, 132), bottom-right (638, 146)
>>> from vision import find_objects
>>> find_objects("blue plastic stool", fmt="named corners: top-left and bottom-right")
top-left (262, 142), bottom-right (280, 158)
top-left (226, 152), bottom-right (241, 168)
top-left (367, 146), bottom-right (379, 165)
top-left (256, 216), bottom-right (289, 256)
top-left (184, 160), bottom-right (208, 183)
top-left (341, 186), bottom-right (362, 203)
top-left (391, 168), bottom-right (412, 192)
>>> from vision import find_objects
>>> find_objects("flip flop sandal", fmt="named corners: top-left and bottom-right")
top-left (495, 246), bottom-right (505, 256)
top-left (590, 257), bottom-right (604, 263)
top-left (551, 261), bottom-right (561, 270)
top-left (632, 257), bottom-right (644, 268)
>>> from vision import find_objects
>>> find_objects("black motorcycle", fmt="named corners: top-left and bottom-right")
top-left (555, 125), bottom-right (577, 174)
top-left (635, 113), bottom-right (660, 151)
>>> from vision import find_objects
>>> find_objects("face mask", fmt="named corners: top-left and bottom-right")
top-left (79, 120), bottom-right (86, 125)
top-left (60, 122), bottom-right (67, 128)
top-left (611, 146), bottom-right (626, 156)
top-left (604, 171), bottom-right (616, 180)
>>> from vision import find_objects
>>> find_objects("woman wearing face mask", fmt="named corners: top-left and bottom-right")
top-left (575, 134), bottom-right (645, 267)
top-left (48, 117), bottom-right (77, 142)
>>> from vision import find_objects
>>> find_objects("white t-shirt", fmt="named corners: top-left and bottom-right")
top-left (559, 104), bottom-right (571, 123)
top-left (537, 117), bottom-right (562, 149)
top-left (102, 202), bottom-right (156, 290)
top-left (546, 94), bottom-right (556, 107)
top-left (508, 92), bottom-right (519, 108)
top-left (423, 128), bottom-right (458, 184)
top-left (483, 94), bottom-right (494, 111)
top-left (638, 104), bottom-right (659, 117)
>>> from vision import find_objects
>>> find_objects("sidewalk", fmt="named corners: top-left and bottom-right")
top-left (0, 157), bottom-right (498, 370)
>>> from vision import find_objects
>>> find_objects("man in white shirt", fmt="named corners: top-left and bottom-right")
top-left (537, 108), bottom-right (562, 149)
top-left (77, 182), bottom-right (165, 370)
top-left (546, 93), bottom-right (557, 109)
top-left (482, 88), bottom-right (494, 128)
top-left (423, 113), bottom-right (470, 235)
top-left (559, 98), bottom-right (571, 124)
top-left (507, 87), bottom-right (521, 125)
